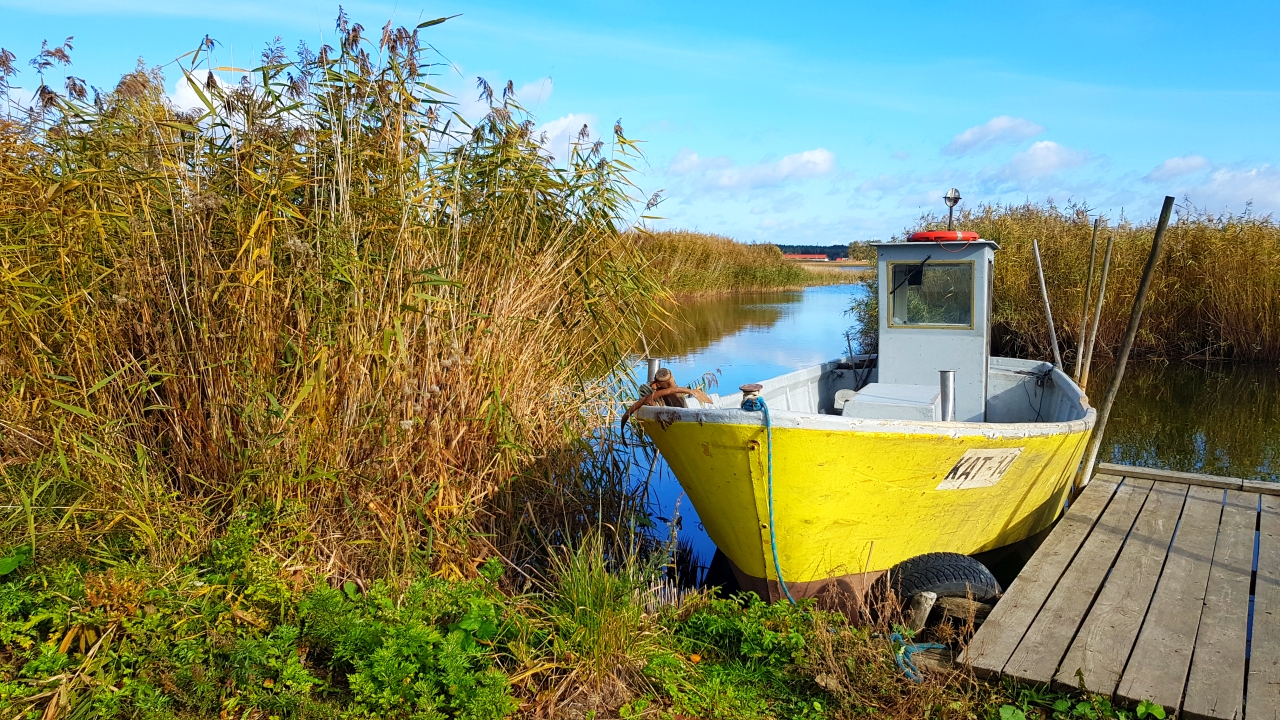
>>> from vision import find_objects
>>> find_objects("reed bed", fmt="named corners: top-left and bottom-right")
top-left (953, 201), bottom-right (1279, 363)
top-left (636, 229), bottom-right (847, 294)
top-left (0, 20), bottom-right (662, 580)
top-left (852, 201), bottom-right (1280, 364)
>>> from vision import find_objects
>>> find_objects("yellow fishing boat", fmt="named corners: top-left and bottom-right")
top-left (633, 230), bottom-right (1095, 604)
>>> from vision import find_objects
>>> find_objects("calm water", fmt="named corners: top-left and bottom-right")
top-left (639, 282), bottom-right (1280, 566)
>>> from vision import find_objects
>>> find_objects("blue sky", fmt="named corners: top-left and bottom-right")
top-left (4, 0), bottom-right (1279, 243)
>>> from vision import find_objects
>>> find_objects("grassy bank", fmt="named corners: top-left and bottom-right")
top-left (637, 230), bottom-right (851, 294)
top-left (850, 201), bottom-right (1280, 364)
top-left (0, 533), bottom-right (1160, 719)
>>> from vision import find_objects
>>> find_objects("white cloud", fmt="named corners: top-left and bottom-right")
top-left (668, 147), bottom-right (836, 190)
top-left (1184, 165), bottom-right (1280, 213)
top-left (1146, 154), bottom-right (1209, 182)
top-left (169, 71), bottom-right (235, 112)
top-left (991, 141), bottom-right (1087, 181)
top-left (514, 77), bottom-right (552, 108)
top-left (537, 112), bottom-right (597, 161)
top-left (944, 116), bottom-right (1045, 156)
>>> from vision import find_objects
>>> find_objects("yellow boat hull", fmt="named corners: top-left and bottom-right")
top-left (638, 397), bottom-right (1092, 599)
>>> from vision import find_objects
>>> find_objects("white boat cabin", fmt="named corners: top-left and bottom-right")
top-left (685, 238), bottom-right (1091, 429)
top-left (850, 239), bottom-right (995, 422)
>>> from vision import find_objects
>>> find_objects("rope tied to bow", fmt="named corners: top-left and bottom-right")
top-left (619, 367), bottom-right (713, 430)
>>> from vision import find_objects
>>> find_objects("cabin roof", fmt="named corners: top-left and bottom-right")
top-left (870, 239), bottom-right (1001, 250)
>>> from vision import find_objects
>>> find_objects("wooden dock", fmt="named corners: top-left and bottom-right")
top-left (964, 463), bottom-right (1280, 720)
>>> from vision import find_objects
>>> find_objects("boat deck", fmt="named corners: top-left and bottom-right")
top-left (963, 463), bottom-right (1280, 720)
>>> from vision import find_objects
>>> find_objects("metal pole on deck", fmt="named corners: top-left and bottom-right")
top-left (646, 358), bottom-right (660, 384)
top-left (1033, 239), bottom-right (1064, 371)
top-left (1078, 235), bottom-right (1114, 391)
top-left (1075, 196), bottom-right (1174, 495)
top-left (939, 370), bottom-right (956, 421)
top-left (1074, 218), bottom-right (1101, 382)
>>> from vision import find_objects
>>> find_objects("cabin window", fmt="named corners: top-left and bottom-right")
top-left (888, 261), bottom-right (974, 328)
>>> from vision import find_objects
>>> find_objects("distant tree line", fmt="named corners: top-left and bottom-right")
top-left (774, 244), bottom-right (850, 259)
top-left (774, 243), bottom-right (877, 262)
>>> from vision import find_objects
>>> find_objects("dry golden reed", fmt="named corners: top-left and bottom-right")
top-left (636, 229), bottom-right (846, 294)
top-left (0, 21), bottom-right (662, 578)
top-left (910, 201), bottom-right (1280, 364)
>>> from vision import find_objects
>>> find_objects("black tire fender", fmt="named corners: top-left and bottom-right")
top-left (883, 552), bottom-right (1001, 603)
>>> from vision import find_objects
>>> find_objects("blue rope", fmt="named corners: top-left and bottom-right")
top-left (741, 396), bottom-right (797, 605)
top-left (889, 632), bottom-right (947, 682)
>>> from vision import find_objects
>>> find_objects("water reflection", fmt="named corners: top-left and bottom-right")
top-left (651, 284), bottom-right (862, 396)
top-left (1093, 362), bottom-right (1280, 481)
top-left (646, 292), bottom-right (793, 360)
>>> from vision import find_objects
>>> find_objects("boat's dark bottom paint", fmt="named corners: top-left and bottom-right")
top-left (721, 523), bottom-right (1056, 612)
top-left (725, 555), bottom-right (887, 609)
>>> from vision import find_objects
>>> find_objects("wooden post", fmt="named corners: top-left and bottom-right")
top-left (1076, 197), bottom-right (1174, 494)
top-left (1073, 218), bottom-right (1101, 382)
top-left (1078, 234), bottom-right (1114, 392)
top-left (1033, 239), bottom-right (1063, 371)
top-left (907, 591), bottom-right (938, 632)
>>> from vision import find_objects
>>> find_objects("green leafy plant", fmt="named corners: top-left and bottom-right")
top-left (1000, 705), bottom-right (1028, 720)
top-left (0, 545), bottom-right (31, 577)
top-left (1136, 699), bottom-right (1167, 719)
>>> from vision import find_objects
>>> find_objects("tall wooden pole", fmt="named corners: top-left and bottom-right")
top-left (1033, 239), bottom-right (1063, 371)
top-left (1078, 234), bottom-right (1114, 391)
top-left (1075, 196), bottom-right (1174, 494)
top-left (1074, 218), bottom-right (1101, 382)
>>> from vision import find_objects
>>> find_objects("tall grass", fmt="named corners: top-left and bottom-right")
top-left (851, 201), bottom-right (1280, 363)
top-left (637, 229), bottom-right (848, 294)
top-left (0, 19), bottom-right (661, 578)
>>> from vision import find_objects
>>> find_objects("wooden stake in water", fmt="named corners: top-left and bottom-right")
top-left (1078, 234), bottom-right (1114, 392)
top-left (1074, 218), bottom-right (1101, 382)
top-left (1076, 196), bottom-right (1175, 494)
top-left (1033, 239), bottom-right (1063, 371)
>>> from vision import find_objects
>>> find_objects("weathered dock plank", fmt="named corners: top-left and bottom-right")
top-left (1248, 494), bottom-right (1280, 719)
top-left (962, 474), bottom-right (1122, 677)
top-left (1002, 478), bottom-right (1154, 686)
top-left (1097, 463), bottom-right (1245, 492)
top-left (1244, 479), bottom-right (1280, 497)
top-left (1052, 480), bottom-right (1188, 693)
top-left (1098, 462), bottom-right (1280, 498)
top-left (1115, 485), bottom-right (1225, 714)
top-left (1182, 490), bottom-right (1258, 720)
